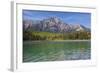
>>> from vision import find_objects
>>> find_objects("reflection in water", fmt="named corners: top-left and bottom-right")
top-left (23, 41), bottom-right (91, 62)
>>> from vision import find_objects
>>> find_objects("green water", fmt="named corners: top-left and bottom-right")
top-left (23, 40), bottom-right (91, 62)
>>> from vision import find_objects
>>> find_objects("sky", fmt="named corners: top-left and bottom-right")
top-left (23, 10), bottom-right (91, 28)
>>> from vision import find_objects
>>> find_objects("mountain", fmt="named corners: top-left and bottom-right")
top-left (23, 17), bottom-right (90, 33)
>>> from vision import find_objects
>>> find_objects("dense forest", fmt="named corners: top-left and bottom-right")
top-left (23, 30), bottom-right (91, 41)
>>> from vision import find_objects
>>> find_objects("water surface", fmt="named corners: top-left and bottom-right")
top-left (23, 40), bottom-right (91, 62)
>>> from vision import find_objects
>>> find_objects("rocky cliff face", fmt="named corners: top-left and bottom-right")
top-left (23, 17), bottom-right (90, 33)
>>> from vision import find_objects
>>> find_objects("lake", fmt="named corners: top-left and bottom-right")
top-left (23, 40), bottom-right (91, 62)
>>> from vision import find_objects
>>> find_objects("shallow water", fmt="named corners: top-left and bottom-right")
top-left (23, 40), bottom-right (91, 62)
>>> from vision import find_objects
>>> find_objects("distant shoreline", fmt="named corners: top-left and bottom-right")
top-left (23, 40), bottom-right (90, 43)
top-left (24, 40), bottom-right (90, 41)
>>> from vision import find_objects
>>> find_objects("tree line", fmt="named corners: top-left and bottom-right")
top-left (23, 30), bottom-right (91, 41)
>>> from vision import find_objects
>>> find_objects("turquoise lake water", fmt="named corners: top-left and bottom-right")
top-left (23, 40), bottom-right (91, 62)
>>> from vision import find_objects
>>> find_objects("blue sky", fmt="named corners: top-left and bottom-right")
top-left (23, 10), bottom-right (91, 28)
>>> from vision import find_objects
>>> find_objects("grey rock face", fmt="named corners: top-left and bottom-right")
top-left (23, 17), bottom-right (90, 32)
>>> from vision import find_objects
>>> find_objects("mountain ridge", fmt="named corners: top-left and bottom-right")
top-left (23, 17), bottom-right (90, 33)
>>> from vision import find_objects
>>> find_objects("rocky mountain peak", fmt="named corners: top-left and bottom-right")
top-left (23, 17), bottom-right (90, 33)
